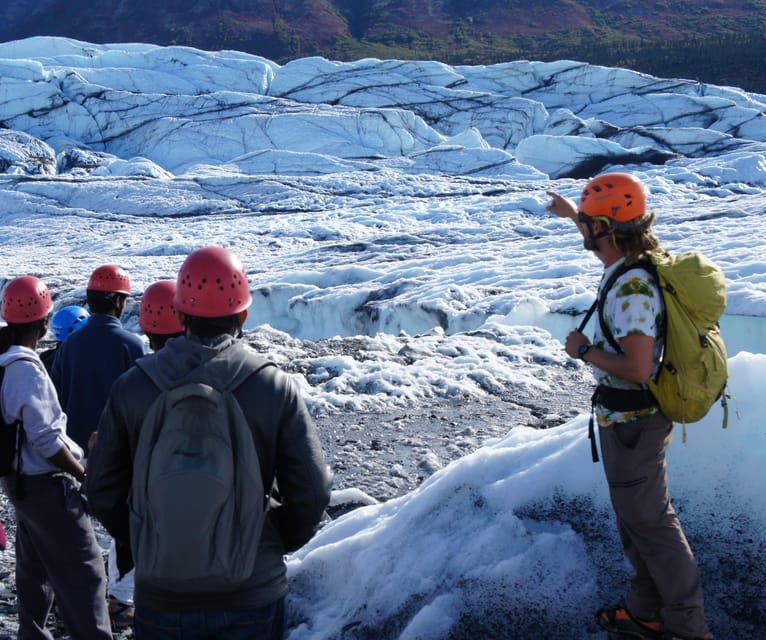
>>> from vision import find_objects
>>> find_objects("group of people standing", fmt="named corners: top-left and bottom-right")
top-left (0, 172), bottom-right (714, 640)
top-left (0, 246), bottom-right (332, 639)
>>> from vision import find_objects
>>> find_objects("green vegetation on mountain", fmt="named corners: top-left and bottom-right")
top-left (178, 2), bottom-right (766, 93)
top-left (5, 0), bottom-right (766, 93)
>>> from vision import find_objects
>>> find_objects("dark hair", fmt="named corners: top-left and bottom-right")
top-left (0, 326), bottom-right (13, 355)
top-left (86, 290), bottom-right (126, 314)
top-left (182, 314), bottom-right (243, 339)
top-left (612, 212), bottom-right (661, 265)
top-left (146, 331), bottom-right (184, 352)
top-left (0, 320), bottom-right (46, 354)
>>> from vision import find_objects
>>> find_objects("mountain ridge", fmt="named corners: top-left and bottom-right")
top-left (1, 0), bottom-right (765, 92)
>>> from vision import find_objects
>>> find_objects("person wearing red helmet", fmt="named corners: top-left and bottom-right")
top-left (87, 247), bottom-right (332, 640)
top-left (139, 280), bottom-right (185, 352)
top-left (0, 276), bottom-right (112, 639)
top-left (51, 263), bottom-right (145, 452)
top-left (92, 280), bottom-right (187, 621)
top-left (547, 174), bottom-right (712, 640)
top-left (50, 263), bottom-right (145, 630)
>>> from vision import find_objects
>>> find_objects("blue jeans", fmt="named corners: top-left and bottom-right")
top-left (134, 597), bottom-right (285, 640)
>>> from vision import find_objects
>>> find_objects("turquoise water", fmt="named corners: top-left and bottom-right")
top-left (542, 313), bottom-right (765, 356)
top-left (718, 315), bottom-right (766, 355)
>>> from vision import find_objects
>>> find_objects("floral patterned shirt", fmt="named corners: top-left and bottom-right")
top-left (592, 257), bottom-right (665, 426)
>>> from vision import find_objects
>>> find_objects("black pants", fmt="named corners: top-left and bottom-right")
top-left (3, 473), bottom-right (112, 640)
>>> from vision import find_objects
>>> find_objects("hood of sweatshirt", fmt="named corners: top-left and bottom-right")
top-left (136, 334), bottom-right (265, 390)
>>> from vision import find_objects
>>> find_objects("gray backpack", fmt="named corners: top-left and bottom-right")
top-left (129, 348), bottom-right (273, 592)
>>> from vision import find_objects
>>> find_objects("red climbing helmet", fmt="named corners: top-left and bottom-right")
top-left (579, 172), bottom-right (647, 224)
top-left (173, 247), bottom-right (252, 317)
top-left (139, 280), bottom-right (184, 335)
top-left (2, 276), bottom-right (54, 324)
top-left (87, 264), bottom-right (131, 295)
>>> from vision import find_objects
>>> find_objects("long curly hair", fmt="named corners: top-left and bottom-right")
top-left (611, 212), bottom-right (661, 264)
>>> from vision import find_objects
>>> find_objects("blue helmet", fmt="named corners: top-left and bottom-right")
top-left (51, 305), bottom-right (90, 342)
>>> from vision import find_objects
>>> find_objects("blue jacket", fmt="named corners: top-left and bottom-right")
top-left (51, 314), bottom-right (145, 450)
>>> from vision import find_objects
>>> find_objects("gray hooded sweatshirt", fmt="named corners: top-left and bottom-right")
top-left (0, 346), bottom-right (84, 473)
top-left (86, 334), bottom-right (332, 612)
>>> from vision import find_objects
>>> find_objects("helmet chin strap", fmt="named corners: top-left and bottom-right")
top-left (583, 218), bottom-right (612, 251)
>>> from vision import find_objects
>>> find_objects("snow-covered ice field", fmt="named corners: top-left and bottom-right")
top-left (0, 37), bottom-right (764, 639)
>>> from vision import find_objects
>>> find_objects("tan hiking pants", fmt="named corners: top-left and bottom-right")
top-left (599, 411), bottom-right (710, 639)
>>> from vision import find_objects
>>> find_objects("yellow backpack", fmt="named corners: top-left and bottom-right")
top-left (594, 250), bottom-right (729, 433)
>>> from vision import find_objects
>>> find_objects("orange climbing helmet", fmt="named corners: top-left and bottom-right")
top-left (139, 280), bottom-right (184, 335)
top-left (173, 246), bottom-right (252, 318)
top-left (88, 264), bottom-right (131, 295)
top-left (2, 275), bottom-right (54, 324)
top-left (579, 172), bottom-right (647, 224)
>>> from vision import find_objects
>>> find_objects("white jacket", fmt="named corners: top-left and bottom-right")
top-left (0, 345), bottom-right (83, 475)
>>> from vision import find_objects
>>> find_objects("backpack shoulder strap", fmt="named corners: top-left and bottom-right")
top-left (576, 265), bottom-right (629, 348)
top-left (0, 366), bottom-right (17, 431)
top-left (135, 355), bottom-right (168, 392)
top-left (216, 343), bottom-right (274, 392)
top-left (0, 353), bottom-right (46, 416)
top-left (0, 355), bottom-right (39, 480)
top-left (578, 259), bottom-right (656, 354)
top-left (136, 342), bottom-right (274, 394)
top-left (600, 259), bottom-right (660, 354)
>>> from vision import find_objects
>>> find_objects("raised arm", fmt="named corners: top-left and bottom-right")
top-left (545, 190), bottom-right (578, 222)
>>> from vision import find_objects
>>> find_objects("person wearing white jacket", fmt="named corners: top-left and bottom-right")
top-left (0, 275), bottom-right (111, 640)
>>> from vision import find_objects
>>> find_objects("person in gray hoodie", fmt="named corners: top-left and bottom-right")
top-left (0, 275), bottom-right (111, 640)
top-left (86, 246), bottom-right (333, 640)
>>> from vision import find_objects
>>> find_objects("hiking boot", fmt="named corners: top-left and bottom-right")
top-left (108, 596), bottom-right (135, 630)
top-left (51, 602), bottom-right (67, 637)
top-left (596, 606), bottom-right (662, 639)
